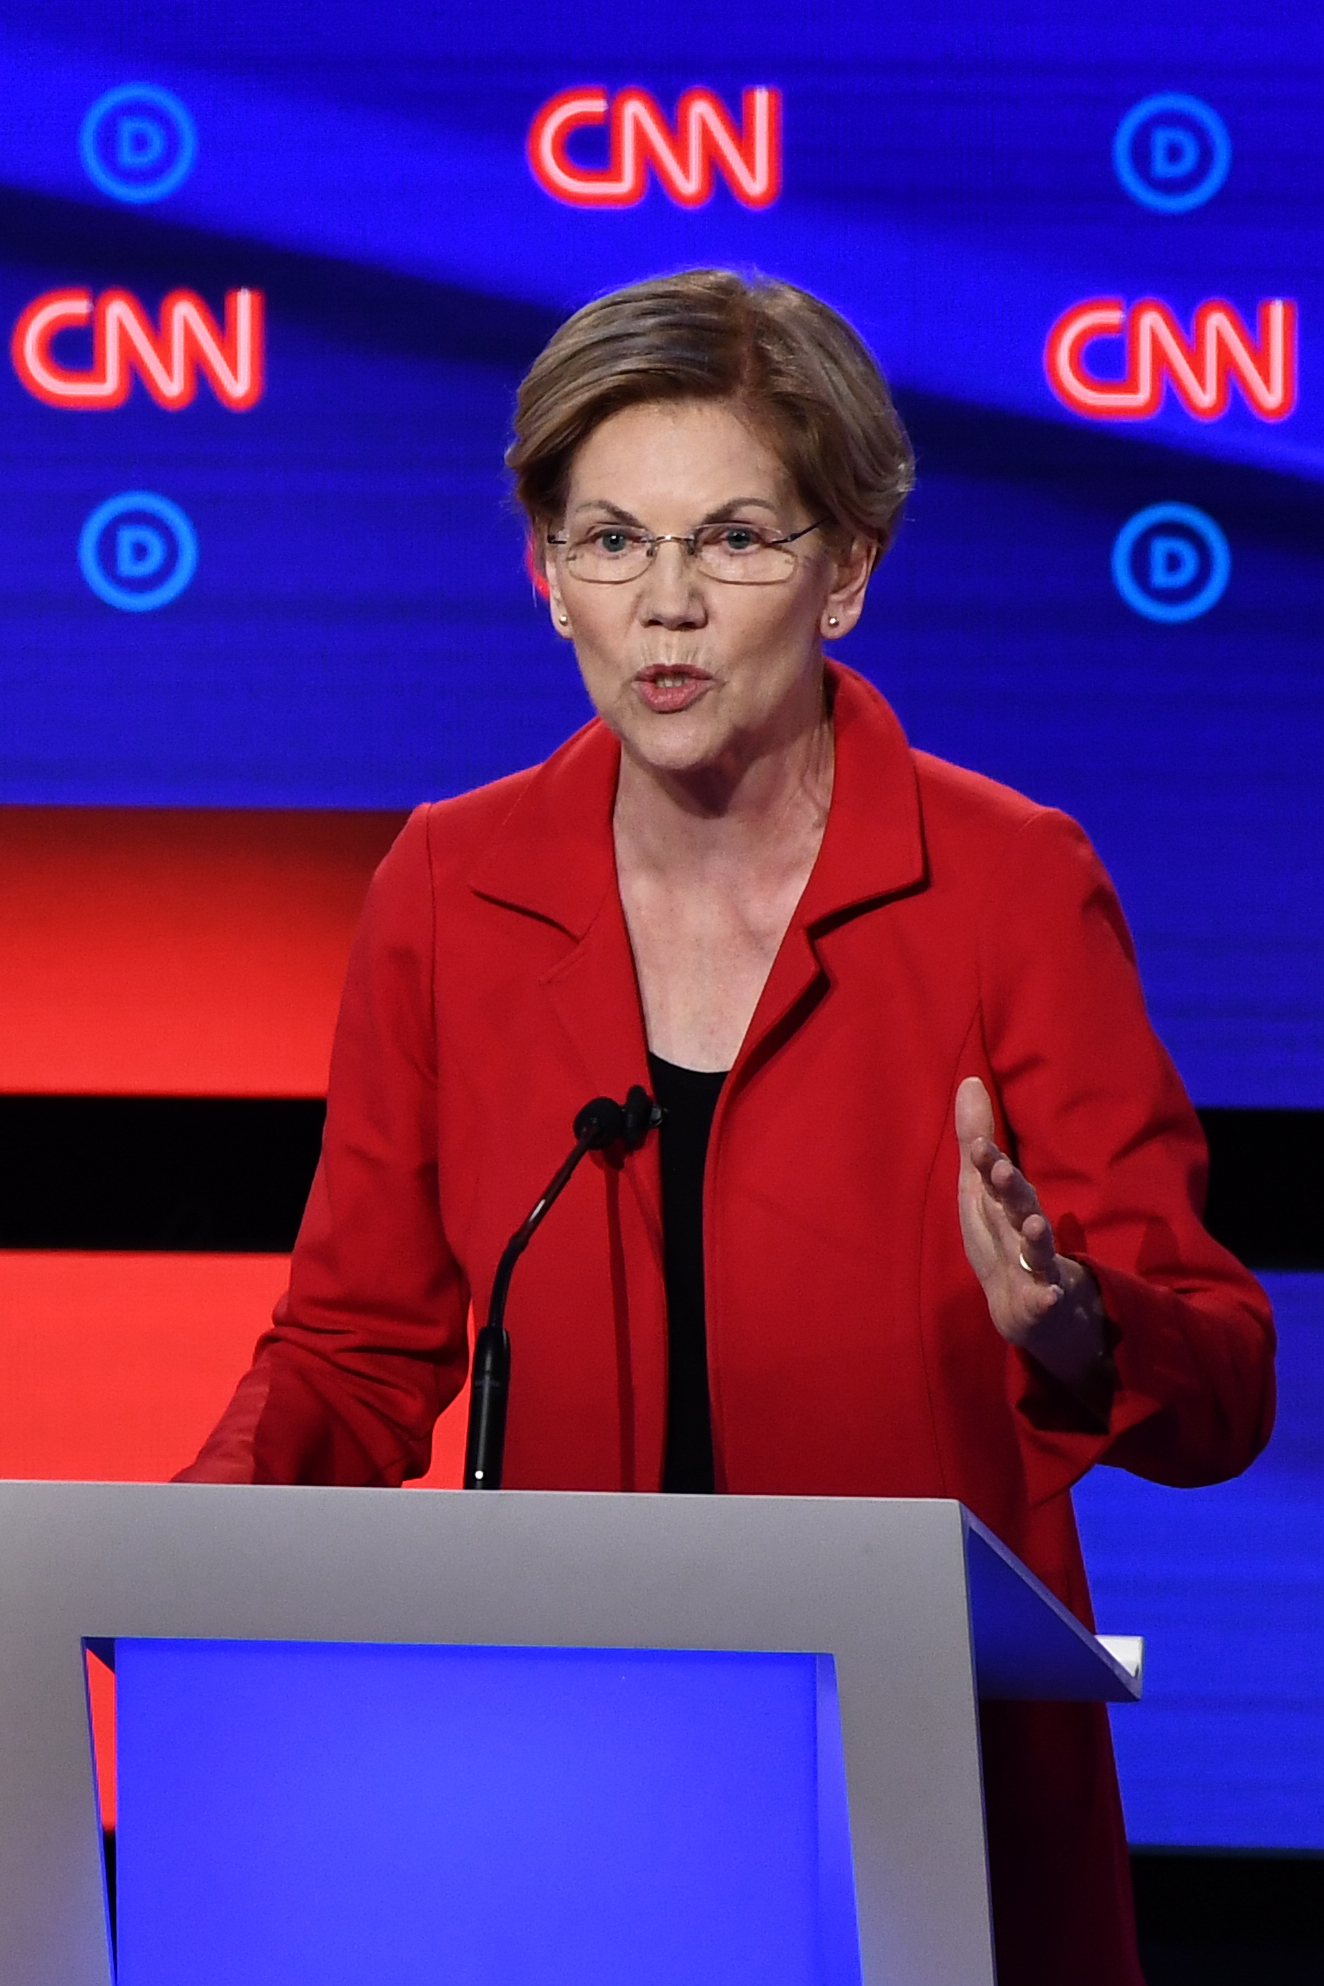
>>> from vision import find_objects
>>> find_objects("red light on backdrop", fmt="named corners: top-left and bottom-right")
top-left (1045, 296), bottom-right (1297, 423)
top-left (528, 87), bottom-right (781, 209)
top-left (11, 287), bottom-right (265, 411)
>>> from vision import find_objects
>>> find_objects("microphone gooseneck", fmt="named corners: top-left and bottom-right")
top-left (463, 1088), bottom-right (662, 1490)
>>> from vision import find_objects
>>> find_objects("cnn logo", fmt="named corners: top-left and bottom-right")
top-left (528, 86), bottom-right (781, 209)
top-left (1045, 297), bottom-right (1296, 423)
top-left (12, 288), bottom-right (264, 411)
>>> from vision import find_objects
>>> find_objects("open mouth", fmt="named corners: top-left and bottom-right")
top-left (634, 665), bottom-right (713, 713)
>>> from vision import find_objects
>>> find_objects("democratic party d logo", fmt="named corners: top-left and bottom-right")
top-left (1112, 504), bottom-right (1229, 623)
top-left (79, 492), bottom-right (198, 612)
top-left (1113, 94), bottom-right (1230, 214)
top-left (80, 84), bottom-right (197, 204)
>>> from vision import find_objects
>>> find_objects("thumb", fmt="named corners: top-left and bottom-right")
top-left (955, 1075), bottom-right (995, 1152)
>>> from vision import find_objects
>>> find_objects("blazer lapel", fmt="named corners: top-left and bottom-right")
top-left (467, 718), bottom-right (662, 1249)
top-left (467, 715), bottom-right (621, 941)
top-left (732, 665), bottom-right (929, 1083)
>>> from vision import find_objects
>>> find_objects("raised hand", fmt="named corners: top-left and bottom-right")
top-left (955, 1075), bottom-right (1111, 1402)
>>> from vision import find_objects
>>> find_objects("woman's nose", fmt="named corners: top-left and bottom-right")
top-left (638, 539), bottom-right (706, 624)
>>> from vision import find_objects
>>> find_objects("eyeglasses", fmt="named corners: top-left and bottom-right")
top-left (546, 518), bottom-right (830, 586)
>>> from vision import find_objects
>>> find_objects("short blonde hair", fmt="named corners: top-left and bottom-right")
top-left (507, 268), bottom-right (914, 555)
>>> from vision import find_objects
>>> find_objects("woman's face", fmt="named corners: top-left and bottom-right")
top-left (543, 399), bottom-right (872, 782)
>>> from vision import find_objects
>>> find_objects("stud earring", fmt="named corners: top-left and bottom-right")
top-left (826, 615), bottom-right (840, 627)
top-left (558, 612), bottom-right (569, 624)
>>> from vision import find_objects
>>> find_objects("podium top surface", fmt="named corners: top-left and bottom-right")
top-left (0, 1481), bottom-right (1138, 1703)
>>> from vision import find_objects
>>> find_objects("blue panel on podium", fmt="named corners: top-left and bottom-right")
top-left (114, 1638), bottom-right (862, 1986)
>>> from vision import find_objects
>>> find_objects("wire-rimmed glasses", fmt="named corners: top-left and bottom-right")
top-left (546, 518), bottom-right (829, 585)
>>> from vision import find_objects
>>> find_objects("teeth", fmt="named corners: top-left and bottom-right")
top-left (652, 673), bottom-right (691, 687)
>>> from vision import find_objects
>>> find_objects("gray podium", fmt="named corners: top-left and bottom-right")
top-left (0, 1483), bottom-right (1140, 1986)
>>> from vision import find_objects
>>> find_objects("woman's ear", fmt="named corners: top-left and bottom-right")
top-left (820, 537), bottom-right (877, 640)
top-left (546, 570), bottom-right (573, 637)
top-left (528, 530), bottom-right (574, 638)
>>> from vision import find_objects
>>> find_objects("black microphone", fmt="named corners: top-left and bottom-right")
top-left (463, 1085), bottom-right (661, 1490)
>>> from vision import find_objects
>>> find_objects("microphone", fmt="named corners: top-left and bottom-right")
top-left (463, 1085), bottom-right (661, 1491)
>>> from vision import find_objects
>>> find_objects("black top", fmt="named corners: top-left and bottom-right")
top-left (647, 1052), bottom-right (728, 1494)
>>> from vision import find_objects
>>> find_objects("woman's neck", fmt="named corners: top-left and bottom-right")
top-left (612, 677), bottom-right (837, 1071)
top-left (613, 691), bottom-right (835, 888)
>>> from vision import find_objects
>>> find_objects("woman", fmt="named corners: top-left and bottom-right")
top-left (181, 270), bottom-right (1274, 1985)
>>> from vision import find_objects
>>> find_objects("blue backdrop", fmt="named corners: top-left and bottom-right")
top-left (0, 1), bottom-right (1320, 1106)
top-left (0, 2), bottom-right (1319, 1853)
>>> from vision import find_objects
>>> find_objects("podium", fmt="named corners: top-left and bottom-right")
top-left (0, 1483), bottom-right (1140, 1986)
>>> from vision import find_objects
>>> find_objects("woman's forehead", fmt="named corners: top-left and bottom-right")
top-left (565, 399), bottom-right (793, 513)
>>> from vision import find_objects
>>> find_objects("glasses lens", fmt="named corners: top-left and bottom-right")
top-left (563, 528), bottom-right (651, 583)
top-left (559, 522), bottom-right (807, 584)
top-left (693, 523), bottom-right (797, 584)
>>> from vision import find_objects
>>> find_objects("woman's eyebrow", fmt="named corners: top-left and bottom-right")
top-left (566, 499), bottom-right (644, 523)
top-left (695, 497), bottom-right (781, 524)
top-left (568, 496), bottom-right (782, 524)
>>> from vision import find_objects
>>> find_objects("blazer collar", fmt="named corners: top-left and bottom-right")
top-left (467, 663), bottom-right (927, 934)
top-left (799, 661), bottom-right (928, 926)
top-left (468, 715), bottom-right (619, 939)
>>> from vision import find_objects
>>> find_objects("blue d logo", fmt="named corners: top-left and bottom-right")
top-left (79, 493), bottom-right (198, 611)
top-left (116, 524), bottom-right (168, 579)
top-left (1111, 504), bottom-right (1230, 623)
top-left (1113, 94), bottom-right (1230, 213)
top-left (79, 84), bottom-right (197, 204)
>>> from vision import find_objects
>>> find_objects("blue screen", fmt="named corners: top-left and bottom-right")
top-left (114, 1638), bottom-right (860, 1986)
top-left (1076, 1272), bottom-right (1324, 1850)
top-left (0, 3), bottom-right (1319, 1105)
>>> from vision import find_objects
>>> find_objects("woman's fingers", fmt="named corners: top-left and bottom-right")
top-left (954, 1075), bottom-right (996, 1150)
top-left (970, 1141), bottom-right (1038, 1228)
top-left (1017, 1211), bottom-right (1060, 1285)
top-left (972, 1140), bottom-right (1061, 1278)
top-left (954, 1074), bottom-right (1064, 1330)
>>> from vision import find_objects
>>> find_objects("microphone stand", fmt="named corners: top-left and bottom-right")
top-left (463, 1086), bottom-right (659, 1490)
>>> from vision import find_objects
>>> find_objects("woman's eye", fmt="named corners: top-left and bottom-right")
top-left (718, 526), bottom-right (763, 552)
top-left (593, 529), bottom-right (635, 554)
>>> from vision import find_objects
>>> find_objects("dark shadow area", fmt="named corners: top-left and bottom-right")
top-left (0, 1095), bottom-right (1319, 1264)
top-left (102, 1830), bottom-right (115, 1967)
top-left (91, 1836), bottom-right (1323, 1979)
top-left (0, 184), bottom-right (563, 371)
top-left (1132, 1849), bottom-right (1324, 1986)
top-left (893, 387), bottom-right (1324, 556)
top-left (0, 1094), bottom-right (326, 1251)
top-left (1200, 1108), bottom-right (1323, 1270)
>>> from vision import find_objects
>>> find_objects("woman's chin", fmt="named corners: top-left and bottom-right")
top-left (617, 706), bottom-right (731, 779)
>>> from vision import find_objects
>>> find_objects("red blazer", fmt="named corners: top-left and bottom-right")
top-left (184, 664), bottom-right (1274, 1986)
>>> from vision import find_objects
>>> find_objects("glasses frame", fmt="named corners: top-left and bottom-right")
top-left (545, 517), bottom-right (831, 586)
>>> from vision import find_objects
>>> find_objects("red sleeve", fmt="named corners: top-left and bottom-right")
top-left (176, 806), bottom-right (469, 1485)
top-left (978, 809), bottom-right (1276, 1504)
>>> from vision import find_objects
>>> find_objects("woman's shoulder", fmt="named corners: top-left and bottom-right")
top-left (911, 747), bottom-right (1098, 866)
top-left (905, 747), bottom-right (1127, 970)
top-left (415, 764), bottom-right (543, 859)
top-left (375, 714), bottom-right (616, 921)
top-left (911, 747), bottom-right (1048, 837)
top-left (834, 666), bottom-right (1084, 867)
top-left (373, 758), bottom-right (543, 885)
top-left (903, 748), bottom-right (1118, 939)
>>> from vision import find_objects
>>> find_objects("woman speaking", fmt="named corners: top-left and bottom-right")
top-left (180, 269), bottom-right (1274, 1986)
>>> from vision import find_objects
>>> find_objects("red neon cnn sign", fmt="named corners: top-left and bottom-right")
top-left (528, 87), bottom-right (781, 210)
top-left (11, 288), bottom-right (265, 411)
top-left (1044, 296), bottom-right (1297, 423)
